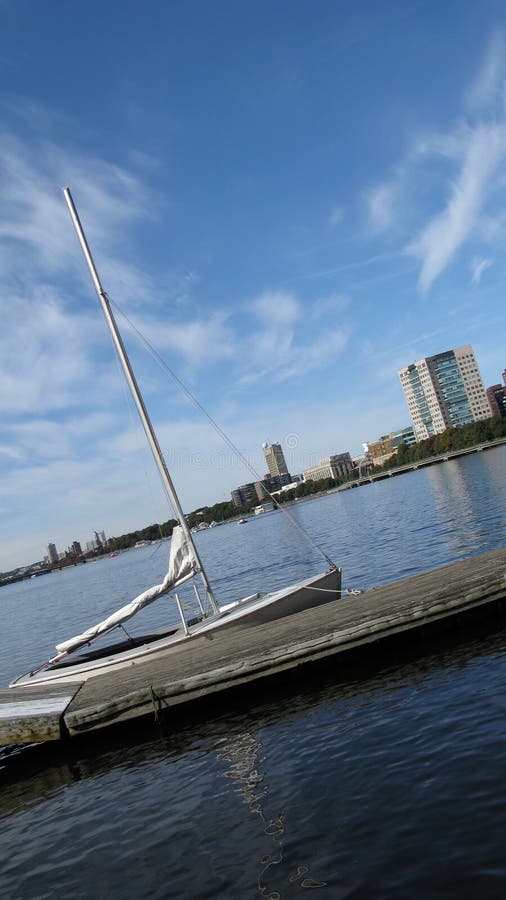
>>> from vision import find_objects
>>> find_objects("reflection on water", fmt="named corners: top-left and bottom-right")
top-left (425, 453), bottom-right (506, 558)
top-left (217, 731), bottom-right (327, 897)
top-left (2, 624), bottom-right (506, 898)
top-left (1, 448), bottom-right (506, 898)
top-left (218, 732), bottom-right (287, 899)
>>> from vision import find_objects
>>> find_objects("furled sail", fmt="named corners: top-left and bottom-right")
top-left (55, 526), bottom-right (195, 655)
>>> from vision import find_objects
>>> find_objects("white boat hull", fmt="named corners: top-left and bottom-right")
top-left (10, 567), bottom-right (342, 688)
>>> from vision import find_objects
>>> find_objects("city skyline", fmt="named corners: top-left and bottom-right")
top-left (2, 4), bottom-right (506, 570)
top-left (10, 339), bottom-right (503, 574)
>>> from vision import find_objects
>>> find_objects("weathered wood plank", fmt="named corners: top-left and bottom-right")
top-left (0, 683), bottom-right (83, 744)
top-left (63, 546), bottom-right (506, 736)
top-left (2, 546), bottom-right (506, 744)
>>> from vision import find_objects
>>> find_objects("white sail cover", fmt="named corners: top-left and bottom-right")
top-left (55, 526), bottom-right (195, 655)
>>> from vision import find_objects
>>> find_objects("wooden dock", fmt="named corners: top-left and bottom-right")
top-left (1, 545), bottom-right (506, 746)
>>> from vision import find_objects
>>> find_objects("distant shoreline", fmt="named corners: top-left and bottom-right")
top-left (3, 437), bottom-right (505, 586)
top-left (278, 436), bottom-right (506, 508)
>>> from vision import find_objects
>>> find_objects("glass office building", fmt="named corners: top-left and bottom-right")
top-left (398, 345), bottom-right (491, 441)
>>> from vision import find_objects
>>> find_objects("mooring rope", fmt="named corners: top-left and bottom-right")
top-left (304, 586), bottom-right (363, 594)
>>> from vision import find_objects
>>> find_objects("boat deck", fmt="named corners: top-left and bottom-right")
top-left (1, 545), bottom-right (506, 745)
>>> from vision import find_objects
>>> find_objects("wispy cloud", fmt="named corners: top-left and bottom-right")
top-left (470, 256), bottom-right (493, 284)
top-left (239, 289), bottom-right (349, 383)
top-left (253, 289), bottom-right (299, 325)
top-left (312, 293), bottom-right (350, 317)
top-left (407, 124), bottom-right (506, 293)
top-left (0, 289), bottom-right (102, 415)
top-left (365, 181), bottom-right (398, 231)
top-left (137, 310), bottom-right (236, 364)
top-left (297, 251), bottom-right (402, 281)
top-left (328, 205), bottom-right (344, 227)
top-left (0, 129), bottom-right (157, 300)
top-left (275, 328), bottom-right (349, 380)
top-left (464, 29), bottom-right (506, 114)
top-left (0, 122), bottom-right (166, 431)
top-left (361, 30), bottom-right (506, 293)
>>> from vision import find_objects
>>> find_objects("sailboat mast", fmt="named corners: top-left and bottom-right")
top-left (62, 187), bottom-right (219, 614)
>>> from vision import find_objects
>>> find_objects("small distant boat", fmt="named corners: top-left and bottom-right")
top-left (238, 518), bottom-right (247, 524)
top-left (9, 189), bottom-right (342, 688)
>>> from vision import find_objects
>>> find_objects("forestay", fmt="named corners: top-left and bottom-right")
top-left (55, 527), bottom-right (195, 655)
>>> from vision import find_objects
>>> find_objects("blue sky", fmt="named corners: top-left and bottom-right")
top-left (1, 1), bottom-right (506, 570)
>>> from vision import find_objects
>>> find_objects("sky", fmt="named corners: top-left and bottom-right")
top-left (1, 0), bottom-right (506, 570)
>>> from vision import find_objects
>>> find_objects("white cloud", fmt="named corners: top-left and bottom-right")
top-left (238, 289), bottom-right (349, 384)
top-left (274, 327), bottom-right (349, 381)
top-left (407, 124), bottom-right (506, 292)
top-left (147, 312), bottom-right (236, 364)
top-left (252, 290), bottom-right (299, 325)
top-left (465, 29), bottom-right (506, 113)
top-left (361, 31), bottom-right (506, 292)
top-left (0, 444), bottom-right (23, 461)
top-left (0, 125), bottom-right (169, 433)
top-left (365, 181), bottom-right (398, 231)
top-left (470, 256), bottom-right (493, 284)
top-left (2, 412), bottom-right (119, 463)
top-left (0, 290), bottom-right (101, 415)
top-left (0, 130), bottom-right (157, 301)
top-left (313, 293), bottom-right (350, 317)
top-left (413, 127), bottom-right (469, 163)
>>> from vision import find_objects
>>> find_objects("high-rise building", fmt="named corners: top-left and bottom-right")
top-left (231, 482), bottom-right (258, 509)
top-left (47, 542), bottom-right (58, 564)
top-left (262, 442), bottom-right (289, 478)
top-left (398, 345), bottom-right (491, 441)
top-left (487, 384), bottom-right (506, 418)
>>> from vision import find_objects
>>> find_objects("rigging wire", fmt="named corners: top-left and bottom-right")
top-left (106, 302), bottom-right (179, 529)
top-left (108, 344), bottom-right (171, 560)
top-left (109, 296), bottom-right (337, 571)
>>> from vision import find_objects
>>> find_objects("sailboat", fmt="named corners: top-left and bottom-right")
top-left (9, 188), bottom-right (342, 688)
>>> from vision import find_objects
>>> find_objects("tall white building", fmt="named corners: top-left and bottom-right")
top-left (262, 442), bottom-right (289, 477)
top-left (398, 345), bottom-right (491, 441)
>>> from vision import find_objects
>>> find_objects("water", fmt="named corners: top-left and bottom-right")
top-left (1, 448), bottom-right (506, 898)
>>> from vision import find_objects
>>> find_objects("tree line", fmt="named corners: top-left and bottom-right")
top-left (3, 416), bottom-right (505, 582)
top-left (4, 416), bottom-right (504, 584)
top-left (91, 416), bottom-right (506, 552)
top-left (386, 416), bottom-right (506, 468)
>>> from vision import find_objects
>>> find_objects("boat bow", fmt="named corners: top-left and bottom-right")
top-left (54, 526), bottom-right (195, 656)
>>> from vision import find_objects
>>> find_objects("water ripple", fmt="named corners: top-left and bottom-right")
top-left (2, 449), bottom-right (506, 897)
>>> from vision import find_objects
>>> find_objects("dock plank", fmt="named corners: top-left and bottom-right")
top-left (0, 682), bottom-right (83, 744)
top-left (62, 546), bottom-right (506, 737)
top-left (1, 547), bottom-right (505, 743)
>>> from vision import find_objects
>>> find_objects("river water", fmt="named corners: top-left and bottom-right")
top-left (1, 448), bottom-right (506, 898)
